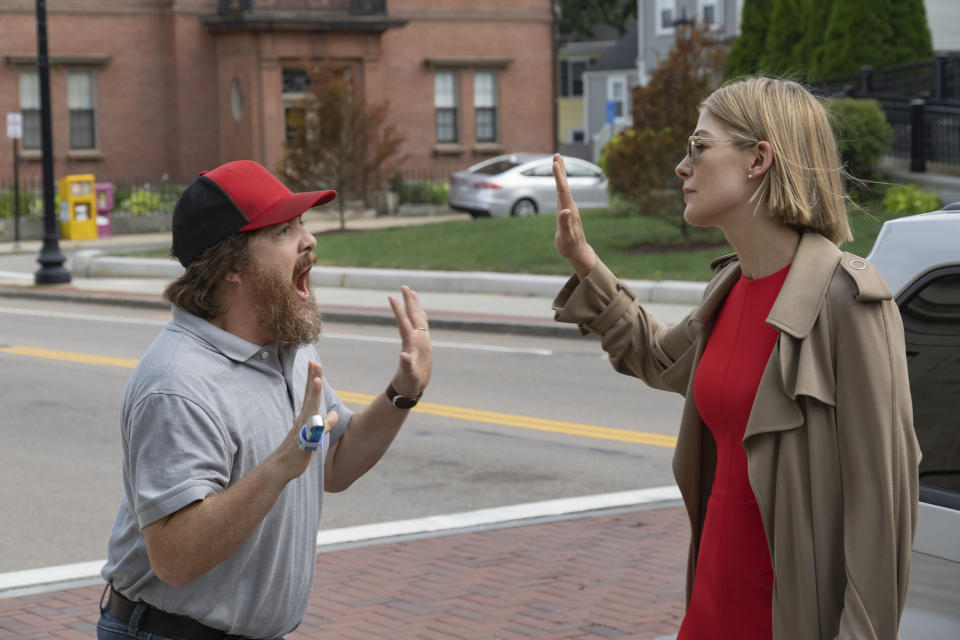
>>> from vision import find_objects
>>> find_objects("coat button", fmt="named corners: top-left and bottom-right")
top-left (259, 351), bottom-right (270, 360)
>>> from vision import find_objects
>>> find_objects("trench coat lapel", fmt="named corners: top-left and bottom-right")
top-left (690, 256), bottom-right (741, 329)
top-left (766, 233), bottom-right (841, 341)
top-left (743, 233), bottom-right (843, 442)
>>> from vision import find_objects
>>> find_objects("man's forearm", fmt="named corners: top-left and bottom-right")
top-left (143, 446), bottom-right (295, 586)
top-left (325, 393), bottom-right (408, 492)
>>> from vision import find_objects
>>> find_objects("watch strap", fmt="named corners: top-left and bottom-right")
top-left (385, 382), bottom-right (421, 409)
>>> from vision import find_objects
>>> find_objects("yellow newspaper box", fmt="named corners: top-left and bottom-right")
top-left (59, 174), bottom-right (98, 240)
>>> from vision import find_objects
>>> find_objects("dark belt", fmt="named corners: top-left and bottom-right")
top-left (107, 587), bottom-right (254, 640)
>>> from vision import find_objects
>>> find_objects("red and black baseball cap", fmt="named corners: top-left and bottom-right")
top-left (172, 160), bottom-right (336, 266)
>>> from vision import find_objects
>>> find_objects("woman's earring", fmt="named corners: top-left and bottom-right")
top-left (747, 172), bottom-right (753, 179)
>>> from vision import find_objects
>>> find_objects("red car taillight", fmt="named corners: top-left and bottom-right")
top-left (474, 181), bottom-right (501, 190)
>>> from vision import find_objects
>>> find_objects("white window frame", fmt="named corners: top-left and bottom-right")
top-left (655, 0), bottom-right (678, 36)
top-left (282, 67), bottom-right (310, 141)
top-left (607, 75), bottom-right (629, 123)
top-left (698, 0), bottom-right (723, 30)
top-left (67, 69), bottom-right (98, 150)
top-left (19, 70), bottom-right (41, 150)
top-left (435, 71), bottom-right (459, 144)
top-left (560, 56), bottom-right (590, 98)
top-left (473, 71), bottom-right (498, 143)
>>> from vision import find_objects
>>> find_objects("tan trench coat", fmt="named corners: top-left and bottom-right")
top-left (553, 232), bottom-right (921, 640)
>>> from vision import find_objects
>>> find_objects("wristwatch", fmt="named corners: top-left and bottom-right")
top-left (385, 382), bottom-right (422, 409)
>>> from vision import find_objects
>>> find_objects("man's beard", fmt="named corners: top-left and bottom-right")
top-left (248, 253), bottom-right (322, 346)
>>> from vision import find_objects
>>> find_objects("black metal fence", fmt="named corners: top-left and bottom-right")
top-left (0, 170), bottom-right (457, 214)
top-left (813, 54), bottom-right (960, 171)
top-left (0, 176), bottom-right (183, 218)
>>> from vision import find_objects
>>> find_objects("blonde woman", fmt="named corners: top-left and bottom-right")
top-left (552, 77), bottom-right (920, 639)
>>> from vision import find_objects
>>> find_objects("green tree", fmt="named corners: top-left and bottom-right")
top-left (793, 0), bottom-right (830, 77)
top-left (727, 0), bottom-right (773, 78)
top-left (885, 0), bottom-right (934, 67)
top-left (761, 0), bottom-right (804, 75)
top-left (602, 24), bottom-right (730, 239)
top-left (730, 0), bottom-right (933, 80)
top-left (810, 0), bottom-right (896, 78)
top-left (278, 65), bottom-right (404, 231)
top-left (556, 0), bottom-right (636, 39)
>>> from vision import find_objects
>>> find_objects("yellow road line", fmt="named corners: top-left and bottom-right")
top-left (0, 346), bottom-right (140, 369)
top-left (339, 391), bottom-right (676, 447)
top-left (1, 346), bottom-right (677, 448)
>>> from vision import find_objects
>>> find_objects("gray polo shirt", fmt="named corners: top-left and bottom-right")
top-left (101, 307), bottom-right (353, 638)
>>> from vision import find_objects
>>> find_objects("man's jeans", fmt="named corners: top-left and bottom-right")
top-left (96, 587), bottom-right (283, 640)
top-left (97, 605), bottom-right (172, 640)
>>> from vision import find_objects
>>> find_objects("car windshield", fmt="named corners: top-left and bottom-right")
top-left (472, 160), bottom-right (521, 175)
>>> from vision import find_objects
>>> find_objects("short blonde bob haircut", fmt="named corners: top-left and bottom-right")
top-left (701, 76), bottom-right (852, 245)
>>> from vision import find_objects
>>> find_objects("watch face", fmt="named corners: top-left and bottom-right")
top-left (386, 383), bottom-right (420, 409)
top-left (392, 395), bottom-right (417, 409)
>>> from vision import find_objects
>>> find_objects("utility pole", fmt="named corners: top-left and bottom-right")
top-left (34, 0), bottom-right (70, 285)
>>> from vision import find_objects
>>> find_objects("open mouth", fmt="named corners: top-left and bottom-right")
top-left (293, 254), bottom-right (316, 301)
top-left (295, 267), bottom-right (311, 300)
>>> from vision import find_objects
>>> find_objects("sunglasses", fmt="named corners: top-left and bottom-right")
top-left (686, 135), bottom-right (742, 165)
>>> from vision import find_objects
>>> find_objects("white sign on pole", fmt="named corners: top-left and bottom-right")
top-left (7, 113), bottom-right (23, 139)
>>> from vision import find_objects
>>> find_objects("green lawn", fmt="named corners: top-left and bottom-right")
top-left (131, 204), bottom-right (898, 282)
top-left (310, 204), bottom-right (897, 282)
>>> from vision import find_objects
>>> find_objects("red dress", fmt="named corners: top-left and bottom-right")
top-left (677, 263), bottom-right (790, 640)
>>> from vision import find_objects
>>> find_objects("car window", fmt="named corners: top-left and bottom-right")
top-left (521, 163), bottom-right (554, 177)
top-left (473, 160), bottom-right (521, 175)
top-left (564, 162), bottom-right (601, 178)
top-left (899, 268), bottom-right (960, 507)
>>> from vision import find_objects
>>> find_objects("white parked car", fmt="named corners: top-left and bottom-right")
top-left (867, 203), bottom-right (960, 637)
top-left (448, 153), bottom-right (609, 218)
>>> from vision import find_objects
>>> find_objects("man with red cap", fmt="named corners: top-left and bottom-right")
top-left (97, 160), bottom-right (433, 640)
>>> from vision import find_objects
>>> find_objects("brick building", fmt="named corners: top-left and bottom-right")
top-left (0, 0), bottom-right (555, 186)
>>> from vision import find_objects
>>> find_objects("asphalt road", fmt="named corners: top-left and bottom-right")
top-left (0, 298), bottom-right (684, 573)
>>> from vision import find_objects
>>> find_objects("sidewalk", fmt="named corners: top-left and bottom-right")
top-left (0, 502), bottom-right (688, 640)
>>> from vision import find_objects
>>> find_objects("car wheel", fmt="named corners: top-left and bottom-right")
top-left (511, 198), bottom-right (538, 217)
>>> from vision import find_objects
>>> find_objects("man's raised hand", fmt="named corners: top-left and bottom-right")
top-left (388, 286), bottom-right (433, 399)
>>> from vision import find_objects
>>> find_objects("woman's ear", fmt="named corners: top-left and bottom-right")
top-left (749, 141), bottom-right (773, 178)
top-left (224, 270), bottom-right (243, 285)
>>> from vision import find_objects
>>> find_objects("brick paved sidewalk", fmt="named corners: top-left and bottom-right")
top-left (0, 506), bottom-right (688, 640)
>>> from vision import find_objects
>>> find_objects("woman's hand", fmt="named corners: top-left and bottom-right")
top-left (553, 154), bottom-right (598, 279)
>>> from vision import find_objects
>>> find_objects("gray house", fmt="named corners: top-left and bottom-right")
top-left (637, 0), bottom-right (742, 84)
top-left (581, 25), bottom-right (639, 162)
top-left (581, 0), bottom-right (742, 162)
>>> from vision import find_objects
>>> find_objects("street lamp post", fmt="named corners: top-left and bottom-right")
top-left (34, 0), bottom-right (70, 285)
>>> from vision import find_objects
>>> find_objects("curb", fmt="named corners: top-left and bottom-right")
top-left (69, 250), bottom-right (709, 304)
top-left (0, 284), bottom-right (588, 338)
top-left (0, 486), bottom-right (682, 598)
